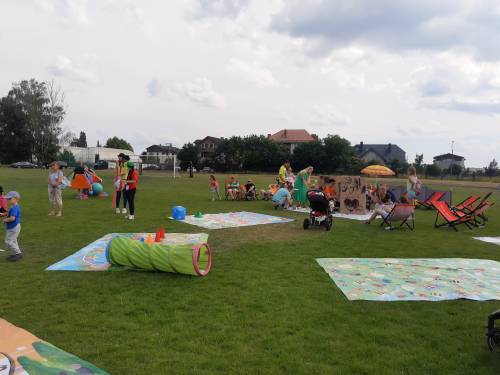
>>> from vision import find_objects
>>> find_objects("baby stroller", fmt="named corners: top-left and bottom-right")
top-left (303, 189), bottom-right (333, 231)
top-left (487, 310), bottom-right (500, 351)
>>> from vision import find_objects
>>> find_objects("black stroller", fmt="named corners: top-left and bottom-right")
top-left (487, 310), bottom-right (500, 351)
top-left (303, 189), bottom-right (333, 231)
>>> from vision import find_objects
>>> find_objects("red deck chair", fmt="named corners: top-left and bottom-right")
top-left (455, 192), bottom-right (492, 214)
top-left (454, 195), bottom-right (480, 212)
top-left (380, 204), bottom-right (415, 230)
top-left (470, 201), bottom-right (495, 226)
top-left (417, 191), bottom-right (445, 209)
top-left (432, 201), bottom-right (474, 231)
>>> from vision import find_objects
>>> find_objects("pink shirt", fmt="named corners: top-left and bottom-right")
top-left (0, 196), bottom-right (7, 212)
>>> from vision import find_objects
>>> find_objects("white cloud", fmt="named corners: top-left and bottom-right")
top-left (309, 104), bottom-right (351, 127)
top-left (193, 0), bottom-right (251, 19)
top-left (227, 58), bottom-right (278, 88)
top-left (174, 78), bottom-right (227, 108)
top-left (47, 55), bottom-right (98, 83)
top-left (271, 0), bottom-right (500, 61)
top-left (35, 0), bottom-right (89, 25)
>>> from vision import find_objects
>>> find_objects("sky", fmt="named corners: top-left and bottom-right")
top-left (1, 0), bottom-right (500, 167)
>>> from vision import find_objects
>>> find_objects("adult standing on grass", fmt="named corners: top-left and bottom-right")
top-left (124, 161), bottom-right (138, 220)
top-left (293, 166), bottom-right (314, 208)
top-left (47, 162), bottom-right (64, 217)
top-left (406, 166), bottom-right (421, 203)
top-left (278, 160), bottom-right (290, 184)
top-left (114, 153), bottom-right (129, 214)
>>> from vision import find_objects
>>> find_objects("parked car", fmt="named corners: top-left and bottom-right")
top-left (201, 167), bottom-right (214, 173)
top-left (94, 160), bottom-right (109, 170)
top-left (10, 161), bottom-right (38, 169)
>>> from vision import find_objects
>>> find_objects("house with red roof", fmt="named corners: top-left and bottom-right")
top-left (268, 129), bottom-right (318, 153)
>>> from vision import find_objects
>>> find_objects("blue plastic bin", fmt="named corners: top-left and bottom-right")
top-left (172, 206), bottom-right (186, 220)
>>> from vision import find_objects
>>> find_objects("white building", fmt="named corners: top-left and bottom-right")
top-left (433, 153), bottom-right (466, 170)
top-left (64, 146), bottom-right (139, 165)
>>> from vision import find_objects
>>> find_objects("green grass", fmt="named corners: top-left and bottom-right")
top-left (1, 168), bottom-right (500, 374)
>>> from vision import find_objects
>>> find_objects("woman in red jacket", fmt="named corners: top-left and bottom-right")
top-left (124, 161), bottom-right (139, 220)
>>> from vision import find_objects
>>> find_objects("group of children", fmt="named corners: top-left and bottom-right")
top-left (209, 175), bottom-right (256, 201)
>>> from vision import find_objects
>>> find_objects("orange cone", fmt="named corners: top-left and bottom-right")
top-left (146, 234), bottom-right (154, 245)
top-left (154, 229), bottom-right (161, 242)
top-left (160, 224), bottom-right (165, 239)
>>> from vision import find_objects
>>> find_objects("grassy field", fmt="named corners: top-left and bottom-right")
top-left (1, 168), bottom-right (500, 374)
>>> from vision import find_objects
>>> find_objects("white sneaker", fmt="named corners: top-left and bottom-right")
top-left (122, 208), bottom-right (127, 214)
top-left (115, 208), bottom-right (120, 214)
top-left (128, 215), bottom-right (135, 220)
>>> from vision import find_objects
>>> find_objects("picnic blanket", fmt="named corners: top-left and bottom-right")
top-left (316, 258), bottom-right (500, 301)
top-left (46, 233), bottom-right (208, 271)
top-left (474, 236), bottom-right (500, 246)
top-left (170, 211), bottom-right (293, 230)
top-left (0, 318), bottom-right (108, 374)
top-left (287, 206), bottom-right (375, 221)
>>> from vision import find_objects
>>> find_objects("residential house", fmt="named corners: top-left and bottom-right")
top-left (433, 153), bottom-right (465, 170)
top-left (268, 129), bottom-right (318, 153)
top-left (194, 136), bottom-right (222, 160)
top-left (143, 144), bottom-right (179, 163)
top-left (353, 142), bottom-right (406, 164)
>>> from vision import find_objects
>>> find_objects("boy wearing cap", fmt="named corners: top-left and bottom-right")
top-left (3, 191), bottom-right (22, 262)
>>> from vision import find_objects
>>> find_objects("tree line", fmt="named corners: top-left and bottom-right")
top-left (177, 134), bottom-right (408, 174)
top-left (0, 79), bottom-right (134, 165)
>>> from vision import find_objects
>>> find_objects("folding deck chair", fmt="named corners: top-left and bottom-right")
top-left (432, 201), bottom-right (475, 231)
top-left (380, 203), bottom-right (415, 230)
top-left (454, 195), bottom-right (480, 212)
top-left (417, 191), bottom-right (446, 209)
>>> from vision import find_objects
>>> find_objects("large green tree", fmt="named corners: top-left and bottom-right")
top-left (0, 96), bottom-right (32, 163)
top-left (0, 79), bottom-right (66, 164)
top-left (105, 136), bottom-right (134, 152)
top-left (291, 140), bottom-right (326, 173)
top-left (322, 134), bottom-right (355, 173)
top-left (485, 159), bottom-right (498, 177)
top-left (177, 142), bottom-right (199, 170)
top-left (70, 131), bottom-right (87, 147)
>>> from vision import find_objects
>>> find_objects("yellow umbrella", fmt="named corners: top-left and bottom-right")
top-left (361, 165), bottom-right (395, 176)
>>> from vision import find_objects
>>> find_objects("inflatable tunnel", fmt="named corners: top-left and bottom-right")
top-left (105, 237), bottom-right (211, 276)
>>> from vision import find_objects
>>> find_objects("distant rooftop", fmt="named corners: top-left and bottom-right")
top-left (433, 153), bottom-right (465, 161)
top-left (268, 129), bottom-right (317, 143)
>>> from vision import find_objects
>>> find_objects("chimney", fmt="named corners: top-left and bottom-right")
top-left (360, 142), bottom-right (364, 152)
top-left (267, 134), bottom-right (271, 139)
top-left (388, 143), bottom-right (392, 153)
top-left (283, 129), bottom-right (287, 138)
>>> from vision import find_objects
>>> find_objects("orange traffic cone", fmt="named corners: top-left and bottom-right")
top-left (145, 234), bottom-right (154, 245)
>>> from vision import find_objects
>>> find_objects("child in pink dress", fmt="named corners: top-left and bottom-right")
top-left (209, 175), bottom-right (221, 201)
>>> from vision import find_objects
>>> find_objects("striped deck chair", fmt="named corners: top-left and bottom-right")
top-left (380, 203), bottom-right (415, 230)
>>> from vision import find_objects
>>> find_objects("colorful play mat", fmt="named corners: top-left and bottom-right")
top-left (170, 211), bottom-right (293, 229)
top-left (0, 318), bottom-right (108, 374)
top-left (46, 233), bottom-right (208, 271)
top-left (316, 258), bottom-right (500, 301)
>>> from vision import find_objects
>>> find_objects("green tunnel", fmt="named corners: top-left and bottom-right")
top-left (105, 237), bottom-right (211, 276)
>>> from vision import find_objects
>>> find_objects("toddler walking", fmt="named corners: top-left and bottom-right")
top-left (209, 175), bottom-right (221, 201)
top-left (3, 191), bottom-right (22, 262)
